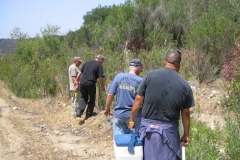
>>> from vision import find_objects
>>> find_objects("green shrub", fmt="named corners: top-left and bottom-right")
top-left (223, 89), bottom-right (240, 159)
top-left (221, 43), bottom-right (240, 159)
top-left (187, 120), bottom-right (223, 159)
top-left (224, 112), bottom-right (240, 159)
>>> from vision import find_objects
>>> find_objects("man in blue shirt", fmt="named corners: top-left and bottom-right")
top-left (104, 59), bottom-right (143, 136)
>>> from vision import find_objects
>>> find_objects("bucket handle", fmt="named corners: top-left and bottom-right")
top-left (126, 129), bottom-right (137, 154)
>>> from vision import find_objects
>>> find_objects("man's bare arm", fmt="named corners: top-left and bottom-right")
top-left (104, 93), bottom-right (114, 116)
top-left (72, 72), bottom-right (82, 91)
top-left (76, 71), bottom-right (82, 81)
top-left (99, 77), bottom-right (105, 92)
top-left (128, 94), bottom-right (144, 130)
top-left (181, 108), bottom-right (190, 146)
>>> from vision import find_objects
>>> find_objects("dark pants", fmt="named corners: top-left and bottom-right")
top-left (79, 84), bottom-right (96, 116)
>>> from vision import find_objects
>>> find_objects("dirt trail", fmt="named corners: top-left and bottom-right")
top-left (0, 79), bottom-right (226, 160)
top-left (0, 98), bottom-right (26, 160)
top-left (0, 81), bottom-right (114, 160)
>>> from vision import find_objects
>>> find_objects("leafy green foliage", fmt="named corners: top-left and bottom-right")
top-left (223, 91), bottom-right (240, 159)
top-left (1, 0), bottom-right (239, 106)
top-left (0, 25), bottom-right (68, 98)
top-left (10, 27), bottom-right (29, 40)
top-left (182, 49), bottom-right (219, 83)
top-left (186, 0), bottom-right (240, 64)
top-left (0, 1), bottom-right (240, 159)
top-left (83, 5), bottom-right (112, 25)
top-left (187, 120), bottom-right (223, 159)
top-left (222, 50), bottom-right (240, 159)
top-left (221, 42), bottom-right (240, 159)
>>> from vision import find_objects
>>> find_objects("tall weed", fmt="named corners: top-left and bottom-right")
top-left (221, 44), bottom-right (240, 159)
top-left (187, 120), bottom-right (223, 159)
top-left (223, 88), bottom-right (240, 159)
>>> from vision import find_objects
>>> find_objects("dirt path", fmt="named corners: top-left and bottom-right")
top-left (0, 98), bottom-right (26, 160)
top-left (0, 79), bottom-right (226, 160)
top-left (0, 81), bottom-right (114, 160)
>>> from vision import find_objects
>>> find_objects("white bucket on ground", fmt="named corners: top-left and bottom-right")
top-left (114, 134), bottom-right (143, 160)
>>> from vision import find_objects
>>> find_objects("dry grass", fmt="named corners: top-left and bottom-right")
top-left (0, 80), bottom-right (114, 160)
top-left (0, 79), bottom-right (228, 159)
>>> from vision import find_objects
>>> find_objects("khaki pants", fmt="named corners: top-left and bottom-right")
top-left (70, 90), bottom-right (81, 115)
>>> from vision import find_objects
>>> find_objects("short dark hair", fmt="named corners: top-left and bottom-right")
top-left (176, 50), bottom-right (181, 62)
top-left (165, 50), bottom-right (181, 64)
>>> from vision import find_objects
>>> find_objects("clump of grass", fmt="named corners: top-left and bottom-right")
top-left (186, 120), bottom-right (223, 159)
top-left (223, 92), bottom-right (240, 159)
top-left (224, 114), bottom-right (240, 159)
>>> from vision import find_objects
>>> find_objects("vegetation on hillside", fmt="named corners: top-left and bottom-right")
top-left (0, 0), bottom-right (239, 159)
top-left (0, 39), bottom-right (16, 56)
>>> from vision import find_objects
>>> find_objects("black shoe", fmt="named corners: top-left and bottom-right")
top-left (85, 112), bottom-right (97, 119)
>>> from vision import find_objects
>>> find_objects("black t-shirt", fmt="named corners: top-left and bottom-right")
top-left (80, 60), bottom-right (104, 85)
top-left (137, 68), bottom-right (194, 121)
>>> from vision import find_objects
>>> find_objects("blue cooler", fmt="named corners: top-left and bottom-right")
top-left (114, 133), bottom-right (143, 160)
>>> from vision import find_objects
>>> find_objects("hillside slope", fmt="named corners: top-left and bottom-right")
top-left (0, 80), bottom-right (225, 159)
top-left (0, 39), bottom-right (16, 56)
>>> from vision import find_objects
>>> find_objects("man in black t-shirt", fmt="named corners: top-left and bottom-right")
top-left (128, 51), bottom-right (195, 160)
top-left (76, 55), bottom-right (105, 118)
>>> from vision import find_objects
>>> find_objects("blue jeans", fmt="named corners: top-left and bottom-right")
top-left (113, 117), bottom-right (141, 137)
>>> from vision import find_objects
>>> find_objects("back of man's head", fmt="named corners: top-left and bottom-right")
top-left (73, 57), bottom-right (82, 62)
top-left (96, 55), bottom-right (105, 60)
top-left (164, 50), bottom-right (181, 65)
top-left (130, 58), bottom-right (143, 67)
top-left (129, 59), bottom-right (143, 75)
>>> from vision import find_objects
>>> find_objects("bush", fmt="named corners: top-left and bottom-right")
top-left (223, 91), bottom-right (240, 159)
top-left (221, 45), bottom-right (240, 81)
top-left (221, 43), bottom-right (240, 159)
top-left (186, 120), bottom-right (223, 159)
top-left (181, 49), bottom-right (219, 83)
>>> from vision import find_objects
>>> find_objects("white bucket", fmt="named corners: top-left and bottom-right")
top-left (114, 134), bottom-right (143, 160)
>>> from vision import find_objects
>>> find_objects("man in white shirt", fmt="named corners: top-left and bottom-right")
top-left (68, 57), bottom-right (82, 117)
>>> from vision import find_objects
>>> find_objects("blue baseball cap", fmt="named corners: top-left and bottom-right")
top-left (130, 59), bottom-right (143, 67)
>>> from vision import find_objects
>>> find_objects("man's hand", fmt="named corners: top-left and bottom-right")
top-left (181, 135), bottom-right (190, 146)
top-left (128, 122), bottom-right (135, 131)
top-left (74, 81), bottom-right (79, 91)
top-left (104, 108), bottom-right (110, 116)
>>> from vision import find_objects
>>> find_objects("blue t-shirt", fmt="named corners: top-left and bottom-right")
top-left (108, 73), bottom-right (143, 118)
